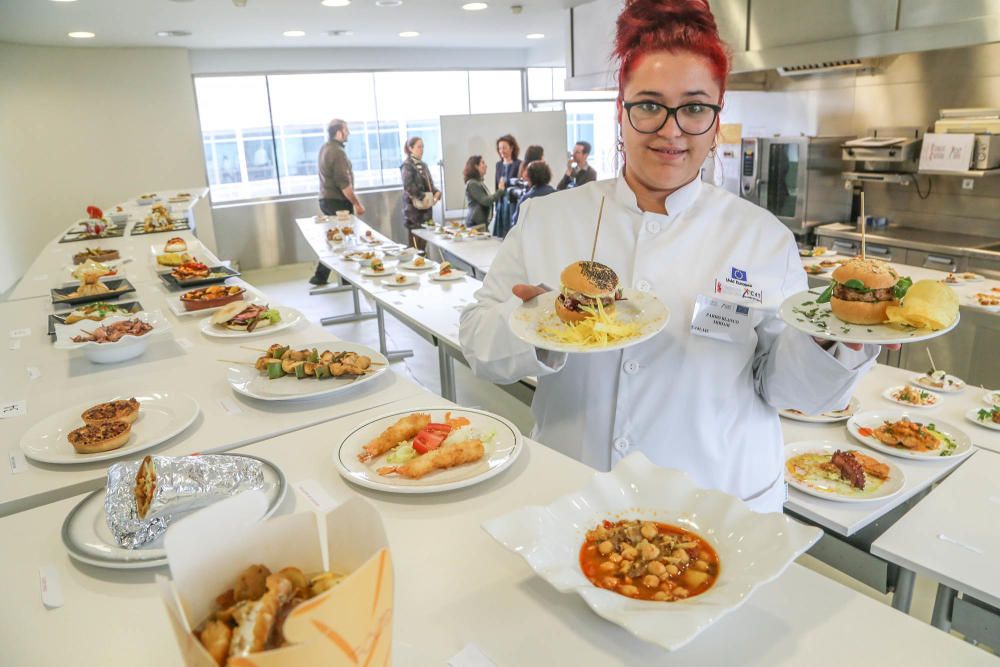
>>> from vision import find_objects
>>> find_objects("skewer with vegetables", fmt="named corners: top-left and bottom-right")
top-left (253, 343), bottom-right (374, 381)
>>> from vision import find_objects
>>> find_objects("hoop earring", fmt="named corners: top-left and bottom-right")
top-left (616, 136), bottom-right (624, 153)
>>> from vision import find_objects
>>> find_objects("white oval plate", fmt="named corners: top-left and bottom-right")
top-left (909, 373), bottom-right (965, 393)
top-left (400, 259), bottom-right (437, 271)
top-left (382, 274), bottom-right (419, 287)
top-left (19, 391), bottom-right (200, 464)
top-left (334, 407), bottom-right (522, 494)
top-left (784, 440), bottom-right (905, 503)
top-left (360, 266), bottom-right (395, 277)
top-left (846, 409), bottom-right (973, 460)
top-left (779, 289), bottom-right (960, 345)
top-left (802, 264), bottom-right (831, 276)
top-left (966, 295), bottom-right (1000, 312)
top-left (508, 288), bottom-right (670, 354)
top-left (983, 390), bottom-right (1000, 407)
top-left (227, 341), bottom-right (388, 401)
top-left (61, 455), bottom-right (286, 569)
top-left (881, 385), bottom-right (939, 409)
top-left (779, 397), bottom-right (859, 423)
top-left (429, 269), bottom-right (467, 282)
top-left (966, 407), bottom-right (1000, 432)
top-left (198, 306), bottom-right (302, 339)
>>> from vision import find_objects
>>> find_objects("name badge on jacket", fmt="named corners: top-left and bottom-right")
top-left (690, 294), bottom-right (753, 343)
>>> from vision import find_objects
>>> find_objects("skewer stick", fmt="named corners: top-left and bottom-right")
top-left (218, 359), bottom-right (253, 365)
top-left (860, 190), bottom-right (866, 260)
top-left (240, 345), bottom-right (266, 353)
top-left (926, 348), bottom-right (937, 372)
top-left (590, 196), bottom-right (606, 262)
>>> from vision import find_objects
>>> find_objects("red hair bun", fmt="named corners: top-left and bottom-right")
top-left (614, 0), bottom-right (731, 98)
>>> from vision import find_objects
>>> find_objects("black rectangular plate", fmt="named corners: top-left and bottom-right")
top-left (130, 218), bottom-right (192, 236)
top-left (58, 226), bottom-right (126, 243)
top-left (48, 301), bottom-right (143, 336)
top-left (50, 278), bottom-right (136, 305)
top-left (158, 265), bottom-right (240, 289)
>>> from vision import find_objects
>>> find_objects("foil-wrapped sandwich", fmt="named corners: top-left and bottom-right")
top-left (105, 455), bottom-right (264, 549)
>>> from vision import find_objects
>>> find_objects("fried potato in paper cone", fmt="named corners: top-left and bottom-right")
top-left (885, 280), bottom-right (958, 330)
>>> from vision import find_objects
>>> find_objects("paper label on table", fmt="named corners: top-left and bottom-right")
top-left (26, 366), bottom-right (41, 380)
top-left (217, 397), bottom-right (243, 415)
top-left (9, 339), bottom-right (21, 350)
top-left (448, 642), bottom-right (498, 667)
top-left (39, 566), bottom-right (64, 609)
top-left (0, 400), bottom-right (26, 419)
top-left (919, 133), bottom-right (975, 172)
top-left (294, 479), bottom-right (342, 513)
top-left (9, 328), bottom-right (32, 338)
top-left (175, 337), bottom-right (193, 351)
top-left (8, 451), bottom-right (28, 474)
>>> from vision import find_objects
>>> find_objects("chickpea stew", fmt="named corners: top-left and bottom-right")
top-left (580, 519), bottom-right (720, 602)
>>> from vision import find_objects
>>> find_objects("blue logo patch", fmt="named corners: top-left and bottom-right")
top-left (731, 267), bottom-right (747, 282)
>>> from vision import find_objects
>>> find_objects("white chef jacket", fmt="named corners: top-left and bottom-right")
top-left (459, 175), bottom-right (879, 513)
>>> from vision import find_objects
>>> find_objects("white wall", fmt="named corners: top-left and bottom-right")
top-left (0, 42), bottom-right (211, 293)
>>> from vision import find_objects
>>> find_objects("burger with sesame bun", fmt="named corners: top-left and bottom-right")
top-left (818, 258), bottom-right (912, 325)
top-left (555, 261), bottom-right (624, 323)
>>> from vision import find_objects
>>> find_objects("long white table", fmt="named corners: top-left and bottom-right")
top-left (411, 226), bottom-right (502, 278)
top-left (1, 391), bottom-right (994, 666)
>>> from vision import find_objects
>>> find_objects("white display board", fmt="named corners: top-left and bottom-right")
top-left (440, 111), bottom-right (568, 212)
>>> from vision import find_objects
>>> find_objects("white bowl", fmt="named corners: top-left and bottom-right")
top-left (53, 310), bottom-right (172, 364)
top-left (482, 452), bottom-right (821, 651)
top-left (109, 212), bottom-right (129, 224)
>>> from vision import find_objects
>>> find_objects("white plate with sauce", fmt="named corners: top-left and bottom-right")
top-left (778, 397), bottom-right (859, 423)
top-left (784, 440), bottom-right (904, 503)
top-left (846, 409), bottom-right (973, 461)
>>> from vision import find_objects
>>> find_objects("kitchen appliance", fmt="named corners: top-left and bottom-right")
top-left (933, 110), bottom-right (1000, 170)
top-left (841, 127), bottom-right (923, 185)
top-left (740, 136), bottom-right (852, 236)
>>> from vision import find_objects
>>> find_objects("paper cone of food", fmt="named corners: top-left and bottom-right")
top-left (157, 491), bottom-right (393, 667)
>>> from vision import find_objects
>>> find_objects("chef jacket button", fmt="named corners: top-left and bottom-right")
top-left (645, 220), bottom-right (661, 235)
top-left (613, 437), bottom-right (630, 453)
top-left (636, 280), bottom-right (652, 293)
top-left (623, 360), bottom-right (639, 374)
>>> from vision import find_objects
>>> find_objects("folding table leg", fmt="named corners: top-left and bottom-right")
top-left (891, 567), bottom-right (916, 613)
top-left (309, 275), bottom-right (353, 295)
top-left (320, 284), bottom-right (377, 325)
top-left (931, 585), bottom-right (957, 631)
top-left (376, 303), bottom-right (413, 362)
top-left (438, 344), bottom-right (457, 401)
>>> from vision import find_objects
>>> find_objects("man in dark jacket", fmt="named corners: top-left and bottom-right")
top-left (309, 119), bottom-right (365, 286)
top-left (556, 141), bottom-right (597, 190)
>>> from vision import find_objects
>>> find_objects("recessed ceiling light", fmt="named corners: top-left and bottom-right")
top-left (155, 30), bottom-right (192, 37)
top-left (68, 31), bottom-right (95, 39)
top-left (376, 0), bottom-right (403, 6)
top-left (283, 30), bottom-right (306, 37)
top-left (328, 29), bottom-right (354, 36)
top-left (50, 0), bottom-right (78, 3)
top-left (526, 33), bottom-right (545, 39)
top-left (398, 31), bottom-right (419, 37)
top-left (462, 2), bottom-right (488, 9)
top-left (321, 0), bottom-right (351, 5)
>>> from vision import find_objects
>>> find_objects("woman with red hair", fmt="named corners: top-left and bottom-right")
top-left (461, 0), bottom-right (881, 512)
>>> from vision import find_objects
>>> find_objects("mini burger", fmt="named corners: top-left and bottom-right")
top-left (556, 260), bottom-right (623, 323)
top-left (817, 258), bottom-right (911, 325)
top-left (164, 237), bottom-right (187, 253)
top-left (210, 302), bottom-right (281, 332)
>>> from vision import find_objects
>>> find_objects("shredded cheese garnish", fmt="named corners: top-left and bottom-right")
top-left (538, 299), bottom-right (642, 348)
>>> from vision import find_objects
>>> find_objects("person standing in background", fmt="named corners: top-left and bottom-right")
top-left (463, 155), bottom-right (505, 228)
top-left (512, 160), bottom-right (555, 227)
top-left (557, 141), bottom-right (598, 190)
top-left (517, 145), bottom-right (545, 181)
top-left (400, 136), bottom-right (440, 250)
top-left (309, 118), bottom-right (366, 287)
top-left (493, 134), bottom-right (522, 238)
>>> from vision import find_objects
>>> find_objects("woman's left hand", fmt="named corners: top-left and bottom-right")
top-left (814, 338), bottom-right (901, 352)
top-left (433, 191), bottom-right (441, 202)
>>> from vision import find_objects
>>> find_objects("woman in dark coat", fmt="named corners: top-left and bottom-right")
top-left (463, 155), bottom-right (506, 228)
top-left (492, 134), bottom-right (521, 238)
top-left (512, 160), bottom-right (556, 227)
top-left (400, 136), bottom-right (440, 249)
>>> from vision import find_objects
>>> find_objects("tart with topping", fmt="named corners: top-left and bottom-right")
top-left (81, 398), bottom-right (141, 425)
top-left (67, 420), bottom-right (132, 454)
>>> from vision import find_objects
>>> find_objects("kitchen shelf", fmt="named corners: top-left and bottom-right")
top-left (918, 168), bottom-right (1000, 177)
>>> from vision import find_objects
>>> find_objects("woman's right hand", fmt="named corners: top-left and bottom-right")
top-left (498, 177), bottom-right (506, 190)
top-left (512, 284), bottom-right (548, 302)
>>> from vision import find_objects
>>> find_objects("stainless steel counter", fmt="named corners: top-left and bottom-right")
top-left (815, 223), bottom-right (999, 259)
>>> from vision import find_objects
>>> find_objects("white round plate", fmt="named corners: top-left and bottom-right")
top-left (983, 390), bottom-right (1000, 407)
top-left (784, 440), bottom-right (905, 503)
top-left (227, 341), bottom-right (388, 401)
top-left (19, 391), bottom-right (200, 464)
top-left (967, 295), bottom-right (1000, 312)
top-left (966, 407), bottom-right (1000, 432)
top-left (360, 266), bottom-right (395, 277)
top-left (61, 455), bottom-right (286, 569)
top-left (382, 274), bottom-right (419, 287)
top-left (345, 252), bottom-right (382, 264)
top-left (802, 265), bottom-right (831, 276)
top-left (400, 259), bottom-right (437, 271)
top-left (956, 273), bottom-right (985, 283)
top-left (779, 289), bottom-right (960, 345)
top-left (198, 306), bottom-right (302, 339)
top-left (881, 385), bottom-right (939, 409)
top-left (334, 407), bottom-right (522, 494)
top-left (909, 373), bottom-right (965, 393)
top-left (429, 269), bottom-right (467, 281)
top-left (778, 397), bottom-right (859, 423)
top-left (508, 288), bottom-right (669, 354)
top-left (846, 409), bottom-right (973, 460)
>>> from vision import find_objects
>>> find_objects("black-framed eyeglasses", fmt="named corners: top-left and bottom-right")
top-left (622, 101), bottom-right (722, 136)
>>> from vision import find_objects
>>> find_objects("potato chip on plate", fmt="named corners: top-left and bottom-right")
top-left (884, 279), bottom-right (958, 331)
